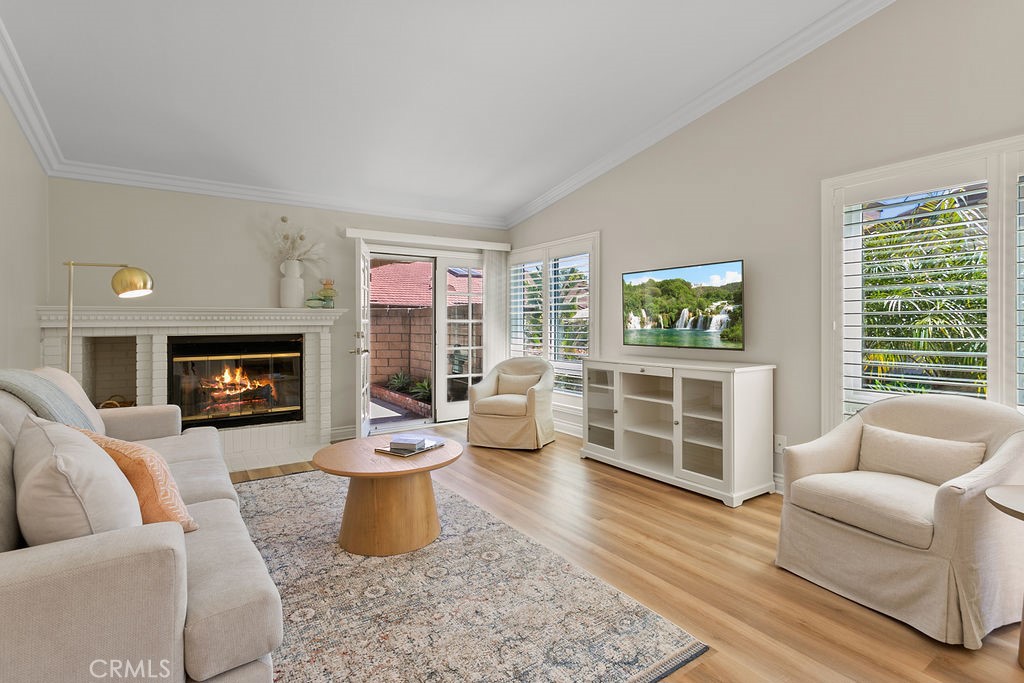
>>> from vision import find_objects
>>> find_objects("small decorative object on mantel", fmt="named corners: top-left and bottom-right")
top-left (272, 216), bottom-right (326, 308)
top-left (317, 278), bottom-right (337, 308)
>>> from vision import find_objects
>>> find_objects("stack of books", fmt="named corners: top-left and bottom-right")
top-left (389, 434), bottom-right (427, 453)
top-left (375, 433), bottom-right (446, 457)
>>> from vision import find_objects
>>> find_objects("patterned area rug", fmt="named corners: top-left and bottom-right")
top-left (236, 471), bottom-right (708, 682)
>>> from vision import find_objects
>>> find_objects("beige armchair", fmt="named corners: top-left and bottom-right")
top-left (776, 394), bottom-right (1024, 649)
top-left (467, 357), bottom-right (555, 449)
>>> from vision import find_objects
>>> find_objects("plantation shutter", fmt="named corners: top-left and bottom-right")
top-left (841, 181), bottom-right (988, 416)
top-left (508, 237), bottom-right (596, 396)
top-left (1017, 175), bottom-right (1024, 406)
top-left (548, 252), bottom-right (590, 394)
top-left (509, 259), bottom-right (544, 359)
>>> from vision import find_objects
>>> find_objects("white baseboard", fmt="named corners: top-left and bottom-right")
top-left (554, 417), bottom-right (582, 438)
top-left (331, 425), bottom-right (357, 442)
top-left (552, 399), bottom-right (582, 438)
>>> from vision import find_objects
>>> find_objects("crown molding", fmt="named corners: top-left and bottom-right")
top-left (0, 15), bottom-right (63, 170)
top-left (47, 160), bottom-right (510, 229)
top-left (504, 0), bottom-right (894, 227)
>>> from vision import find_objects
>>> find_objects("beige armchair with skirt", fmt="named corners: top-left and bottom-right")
top-left (467, 357), bottom-right (555, 450)
top-left (776, 394), bottom-right (1024, 649)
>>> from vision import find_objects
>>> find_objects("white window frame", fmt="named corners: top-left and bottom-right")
top-left (821, 135), bottom-right (1024, 432)
top-left (508, 232), bottom-right (600, 396)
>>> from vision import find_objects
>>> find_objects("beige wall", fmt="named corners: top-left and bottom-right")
top-left (0, 93), bottom-right (48, 369)
top-left (509, 0), bottom-right (1024, 468)
top-left (46, 179), bottom-right (503, 432)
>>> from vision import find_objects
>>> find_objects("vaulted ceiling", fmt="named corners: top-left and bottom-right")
top-left (0, 1), bottom-right (889, 228)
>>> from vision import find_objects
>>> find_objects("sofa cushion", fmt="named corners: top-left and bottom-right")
top-left (138, 427), bottom-right (237, 505)
top-left (168, 457), bottom-right (239, 505)
top-left (13, 415), bottom-right (142, 545)
top-left (474, 394), bottom-right (528, 417)
top-left (79, 429), bottom-right (198, 532)
top-left (858, 424), bottom-right (986, 486)
top-left (0, 422), bottom-right (21, 552)
top-left (182, 498), bottom-right (283, 681)
top-left (497, 373), bottom-right (541, 396)
top-left (790, 470), bottom-right (937, 549)
top-left (138, 427), bottom-right (223, 465)
top-left (32, 367), bottom-right (106, 434)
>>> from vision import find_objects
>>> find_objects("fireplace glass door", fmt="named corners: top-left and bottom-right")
top-left (169, 335), bottom-right (303, 429)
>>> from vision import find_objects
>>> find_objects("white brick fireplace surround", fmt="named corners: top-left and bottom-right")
top-left (37, 307), bottom-right (346, 472)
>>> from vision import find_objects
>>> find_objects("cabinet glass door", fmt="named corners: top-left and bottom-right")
top-left (585, 366), bottom-right (616, 450)
top-left (676, 376), bottom-right (726, 482)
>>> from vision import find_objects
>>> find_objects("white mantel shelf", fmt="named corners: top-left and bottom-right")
top-left (37, 306), bottom-right (348, 328)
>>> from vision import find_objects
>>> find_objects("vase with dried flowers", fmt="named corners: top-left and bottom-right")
top-left (272, 216), bottom-right (326, 308)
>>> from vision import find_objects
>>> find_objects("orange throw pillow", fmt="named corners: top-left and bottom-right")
top-left (77, 429), bottom-right (198, 533)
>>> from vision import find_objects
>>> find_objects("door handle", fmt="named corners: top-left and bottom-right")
top-left (349, 347), bottom-right (370, 355)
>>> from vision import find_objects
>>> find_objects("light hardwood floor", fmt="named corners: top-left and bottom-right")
top-left (231, 427), bottom-right (1024, 682)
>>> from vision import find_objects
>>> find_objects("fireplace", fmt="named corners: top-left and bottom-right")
top-left (168, 334), bottom-right (303, 429)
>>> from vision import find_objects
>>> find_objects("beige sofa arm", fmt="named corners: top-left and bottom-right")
top-left (100, 404), bottom-right (182, 441)
top-left (0, 523), bottom-right (187, 682)
top-left (931, 431), bottom-right (1024, 557)
top-left (782, 416), bottom-right (864, 497)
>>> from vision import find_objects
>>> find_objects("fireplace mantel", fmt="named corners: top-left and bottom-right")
top-left (37, 306), bottom-right (347, 328)
top-left (36, 306), bottom-right (347, 471)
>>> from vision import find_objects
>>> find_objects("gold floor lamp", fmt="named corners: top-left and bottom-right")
top-left (65, 261), bottom-right (154, 373)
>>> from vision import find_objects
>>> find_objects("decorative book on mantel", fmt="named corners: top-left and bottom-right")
top-left (375, 434), bottom-right (446, 457)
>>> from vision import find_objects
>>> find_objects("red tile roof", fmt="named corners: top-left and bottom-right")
top-left (370, 261), bottom-right (482, 307)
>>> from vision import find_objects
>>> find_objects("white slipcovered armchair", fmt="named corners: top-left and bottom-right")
top-left (467, 357), bottom-right (555, 450)
top-left (776, 394), bottom-right (1024, 649)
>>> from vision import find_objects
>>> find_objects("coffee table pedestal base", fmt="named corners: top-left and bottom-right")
top-left (339, 472), bottom-right (441, 556)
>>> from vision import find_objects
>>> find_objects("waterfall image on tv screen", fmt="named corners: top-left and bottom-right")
top-left (622, 260), bottom-right (743, 350)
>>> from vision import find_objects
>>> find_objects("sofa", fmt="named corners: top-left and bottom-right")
top-left (0, 367), bottom-right (283, 682)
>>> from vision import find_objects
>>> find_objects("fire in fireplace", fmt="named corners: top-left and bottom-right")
top-left (168, 334), bottom-right (303, 429)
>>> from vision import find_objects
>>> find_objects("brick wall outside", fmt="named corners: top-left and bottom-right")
top-left (370, 307), bottom-right (433, 386)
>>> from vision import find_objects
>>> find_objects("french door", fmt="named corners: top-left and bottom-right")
top-left (434, 255), bottom-right (485, 422)
top-left (354, 239), bottom-right (372, 437)
top-left (355, 246), bottom-right (485, 430)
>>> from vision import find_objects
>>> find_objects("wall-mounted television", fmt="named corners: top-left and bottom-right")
top-left (622, 259), bottom-right (743, 350)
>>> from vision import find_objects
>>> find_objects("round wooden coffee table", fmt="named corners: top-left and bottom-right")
top-left (313, 434), bottom-right (462, 556)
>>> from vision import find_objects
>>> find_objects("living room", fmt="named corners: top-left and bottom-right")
top-left (3, 1), bottom-right (1024, 681)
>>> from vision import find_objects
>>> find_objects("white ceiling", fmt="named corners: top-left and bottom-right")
top-left (0, 1), bottom-right (889, 228)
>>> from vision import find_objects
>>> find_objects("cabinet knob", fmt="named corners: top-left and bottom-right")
top-left (674, 420), bottom-right (680, 425)
top-left (613, 409), bottom-right (618, 414)
top-left (640, 368), bottom-right (645, 373)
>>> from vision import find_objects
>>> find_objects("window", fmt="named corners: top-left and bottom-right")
top-left (1017, 175), bottom-right (1024, 405)
top-left (842, 182), bottom-right (988, 415)
top-left (823, 136), bottom-right (1024, 428)
top-left (509, 234), bottom-right (598, 395)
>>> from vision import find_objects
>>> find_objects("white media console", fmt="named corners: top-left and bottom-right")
top-left (581, 357), bottom-right (775, 507)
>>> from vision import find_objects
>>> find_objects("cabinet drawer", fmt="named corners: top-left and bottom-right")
top-left (627, 364), bottom-right (671, 378)
top-left (618, 362), bottom-right (667, 378)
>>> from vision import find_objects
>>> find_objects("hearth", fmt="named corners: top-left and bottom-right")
top-left (168, 334), bottom-right (303, 429)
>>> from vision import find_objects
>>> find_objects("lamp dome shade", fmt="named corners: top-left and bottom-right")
top-left (111, 266), bottom-right (154, 298)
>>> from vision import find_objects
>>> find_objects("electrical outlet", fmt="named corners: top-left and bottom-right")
top-left (773, 434), bottom-right (787, 455)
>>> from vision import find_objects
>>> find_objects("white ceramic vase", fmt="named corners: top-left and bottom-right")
top-left (279, 259), bottom-right (305, 308)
